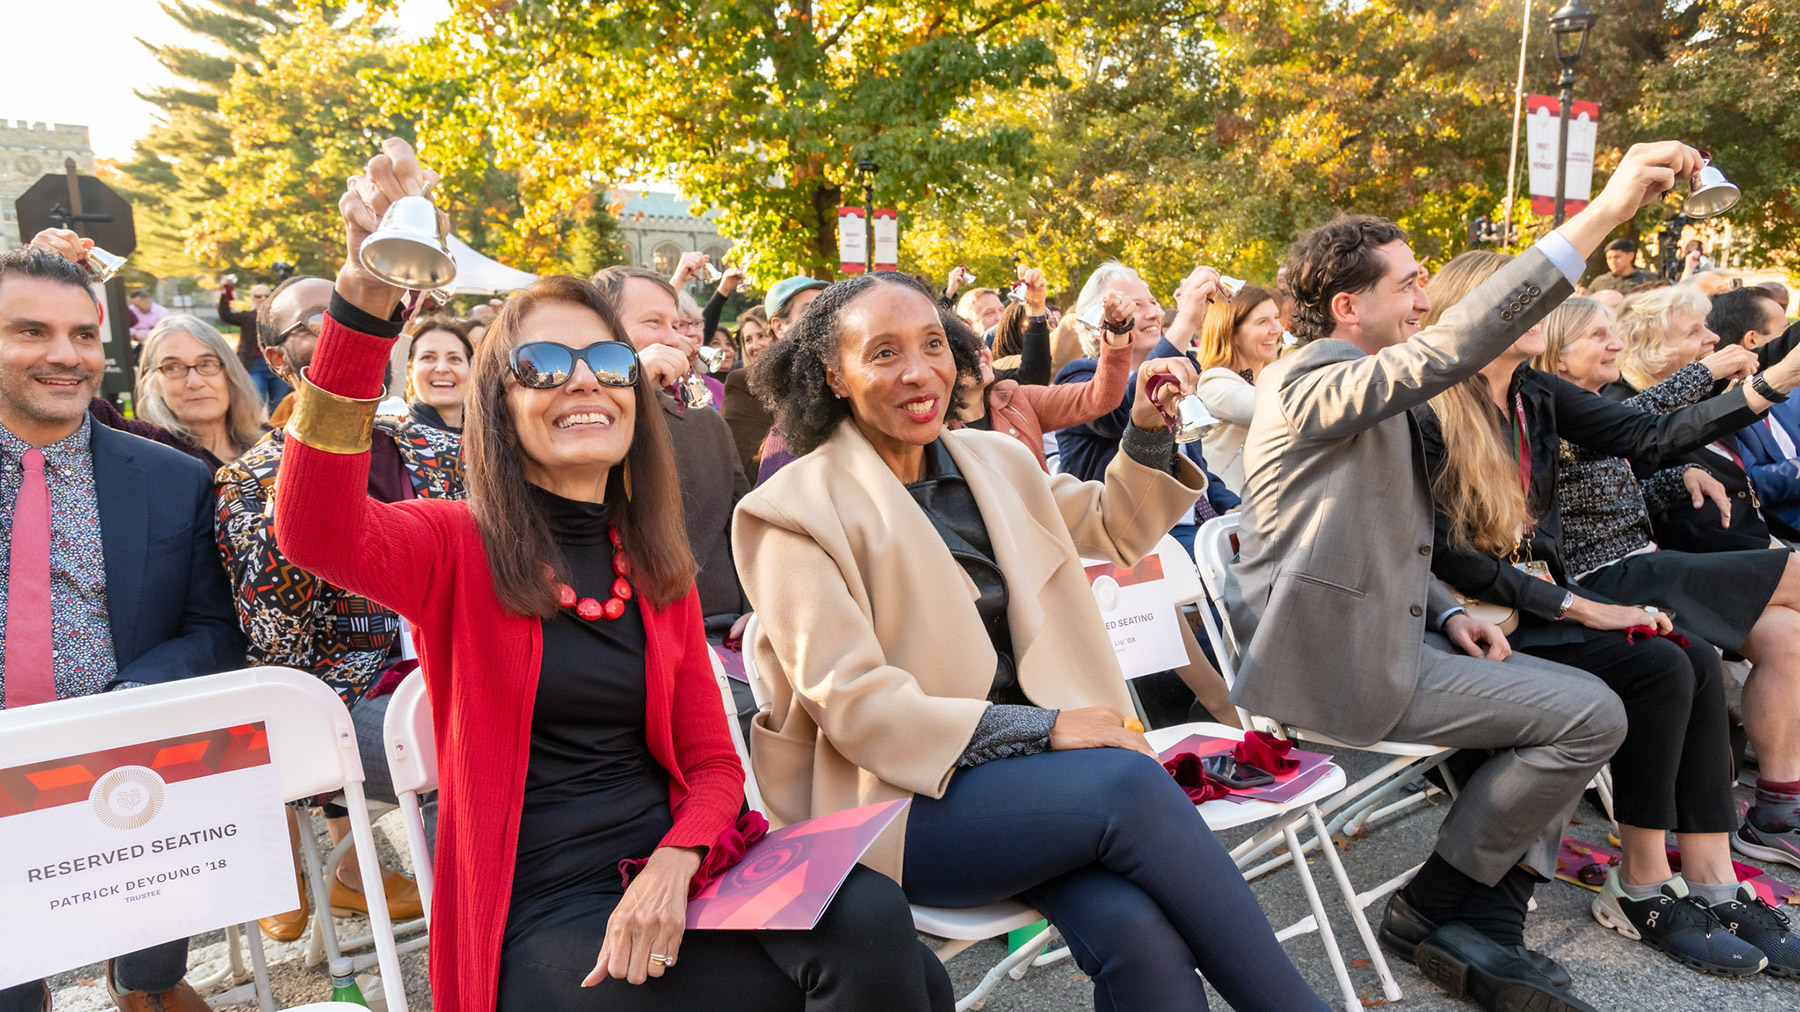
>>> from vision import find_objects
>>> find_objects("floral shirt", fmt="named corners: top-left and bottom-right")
top-left (214, 421), bottom-right (463, 705)
top-left (0, 416), bottom-right (117, 703)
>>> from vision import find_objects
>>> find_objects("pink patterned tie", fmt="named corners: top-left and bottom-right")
top-left (4, 449), bottom-right (55, 708)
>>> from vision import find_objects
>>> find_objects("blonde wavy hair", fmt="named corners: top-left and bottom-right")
top-left (1419, 252), bottom-right (1532, 555)
top-left (1613, 284), bottom-right (1713, 390)
top-left (135, 314), bottom-right (268, 456)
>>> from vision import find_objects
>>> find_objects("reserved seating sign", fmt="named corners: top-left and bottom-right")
top-left (0, 724), bottom-right (297, 989)
top-left (1083, 550), bottom-right (1189, 678)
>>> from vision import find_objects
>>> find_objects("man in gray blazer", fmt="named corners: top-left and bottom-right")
top-left (1227, 143), bottom-right (1709, 1012)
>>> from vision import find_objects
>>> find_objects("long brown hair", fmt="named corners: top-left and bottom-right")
top-left (1420, 252), bottom-right (1532, 555)
top-left (1196, 284), bottom-right (1276, 372)
top-left (464, 276), bottom-right (694, 616)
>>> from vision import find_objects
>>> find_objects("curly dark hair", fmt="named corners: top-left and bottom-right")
top-left (747, 271), bottom-right (984, 456)
top-left (1284, 213), bottom-right (1408, 343)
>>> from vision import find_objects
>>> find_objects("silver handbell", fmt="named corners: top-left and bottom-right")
top-left (1683, 156), bottom-right (1740, 219)
top-left (359, 195), bottom-right (458, 290)
top-left (678, 370), bottom-right (714, 409)
top-left (1218, 275), bottom-right (1245, 297)
top-left (1170, 394), bottom-right (1219, 444)
top-left (424, 280), bottom-right (457, 310)
top-left (696, 345), bottom-right (728, 372)
top-left (80, 246), bottom-right (127, 285)
top-left (699, 261), bottom-right (724, 285)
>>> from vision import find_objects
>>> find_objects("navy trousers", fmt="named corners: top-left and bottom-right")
top-left (902, 748), bottom-right (1327, 1012)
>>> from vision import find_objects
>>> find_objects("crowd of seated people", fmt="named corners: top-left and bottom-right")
top-left (9, 135), bottom-right (1800, 1012)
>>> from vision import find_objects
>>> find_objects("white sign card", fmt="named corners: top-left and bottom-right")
top-left (871, 209), bottom-right (900, 271)
top-left (1084, 550), bottom-right (1189, 678)
top-left (836, 207), bottom-right (867, 275)
top-left (0, 723), bottom-right (297, 989)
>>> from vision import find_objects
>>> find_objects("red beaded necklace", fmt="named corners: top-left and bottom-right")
top-left (551, 526), bottom-right (635, 622)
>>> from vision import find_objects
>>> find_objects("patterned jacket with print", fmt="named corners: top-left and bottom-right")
top-left (214, 421), bottom-right (464, 704)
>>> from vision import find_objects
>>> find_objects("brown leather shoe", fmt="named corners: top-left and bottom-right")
top-left (258, 873), bottom-right (310, 941)
top-left (105, 961), bottom-right (207, 1012)
top-left (329, 867), bottom-right (423, 920)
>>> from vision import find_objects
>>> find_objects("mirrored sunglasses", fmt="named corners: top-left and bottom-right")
top-left (508, 341), bottom-right (640, 390)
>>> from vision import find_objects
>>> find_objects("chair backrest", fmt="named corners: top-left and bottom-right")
top-left (1156, 532), bottom-right (1205, 608)
top-left (383, 671), bottom-right (437, 796)
top-left (1193, 515), bottom-right (1278, 733)
top-left (710, 647), bottom-right (767, 816)
top-left (739, 613), bottom-right (771, 712)
top-left (0, 666), bottom-right (361, 804)
top-left (1193, 514), bottom-right (1245, 682)
top-left (0, 668), bottom-right (411, 1012)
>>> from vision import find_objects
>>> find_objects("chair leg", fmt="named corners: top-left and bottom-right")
top-left (244, 920), bottom-right (276, 1012)
top-left (1284, 820), bottom-right (1362, 1012)
top-left (1309, 805), bottom-right (1402, 1003)
top-left (296, 813), bottom-right (342, 967)
top-left (343, 782), bottom-right (409, 1012)
top-left (955, 926), bottom-right (1053, 1012)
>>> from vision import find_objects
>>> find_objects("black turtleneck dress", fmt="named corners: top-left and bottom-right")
top-left (494, 488), bottom-right (953, 1012)
top-left (501, 489), bottom-right (672, 955)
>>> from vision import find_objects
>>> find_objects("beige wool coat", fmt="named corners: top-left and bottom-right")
top-left (731, 419), bottom-right (1207, 880)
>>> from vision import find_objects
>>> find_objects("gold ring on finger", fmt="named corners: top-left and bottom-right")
top-left (648, 953), bottom-right (674, 968)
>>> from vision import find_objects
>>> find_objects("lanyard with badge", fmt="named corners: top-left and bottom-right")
top-left (1509, 390), bottom-right (1554, 584)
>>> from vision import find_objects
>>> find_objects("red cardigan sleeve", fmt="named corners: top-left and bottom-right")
top-left (655, 588), bottom-right (748, 852)
top-left (1018, 337), bottom-right (1134, 434)
top-left (273, 309), bottom-right (454, 624)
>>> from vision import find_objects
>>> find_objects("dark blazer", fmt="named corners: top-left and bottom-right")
top-left (1596, 376), bottom-right (1779, 552)
top-left (1413, 364), bottom-right (1760, 647)
top-left (91, 420), bottom-right (245, 685)
top-left (1052, 338), bottom-right (1241, 516)
top-left (721, 369), bottom-right (774, 484)
top-left (1735, 400), bottom-right (1800, 542)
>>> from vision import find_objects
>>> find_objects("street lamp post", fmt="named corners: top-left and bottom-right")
top-left (857, 158), bottom-right (877, 272)
top-left (1549, 1), bottom-right (1599, 226)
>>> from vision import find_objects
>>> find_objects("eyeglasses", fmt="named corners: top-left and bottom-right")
top-left (279, 312), bottom-right (327, 343)
top-left (155, 357), bottom-right (225, 381)
top-left (508, 341), bottom-right (640, 390)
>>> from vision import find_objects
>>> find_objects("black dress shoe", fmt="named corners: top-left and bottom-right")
top-left (1381, 892), bottom-right (1573, 989)
top-left (1414, 922), bottom-right (1602, 1012)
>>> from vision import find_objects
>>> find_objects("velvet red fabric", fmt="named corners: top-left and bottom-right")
top-left (275, 313), bottom-right (746, 1012)
top-left (1162, 752), bottom-right (1231, 804)
top-left (1623, 625), bottom-right (1691, 648)
top-left (619, 810), bottom-right (771, 897)
top-left (1234, 729), bottom-right (1300, 774)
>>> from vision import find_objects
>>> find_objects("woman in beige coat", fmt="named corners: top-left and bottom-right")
top-left (733, 272), bottom-right (1327, 1012)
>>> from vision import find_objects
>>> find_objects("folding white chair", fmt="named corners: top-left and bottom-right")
top-left (0, 667), bottom-right (408, 1012)
top-left (1194, 515), bottom-right (1455, 842)
top-left (728, 629), bottom-right (1048, 1011)
top-left (383, 673), bottom-right (437, 922)
top-left (1049, 536), bottom-right (1395, 1007)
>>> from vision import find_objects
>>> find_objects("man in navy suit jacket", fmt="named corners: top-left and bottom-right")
top-left (0, 236), bottom-right (243, 1012)
top-left (1736, 398), bottom-right (1800, 542)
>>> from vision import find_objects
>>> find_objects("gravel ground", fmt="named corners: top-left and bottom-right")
top-left (40, 748), bottom-right (1800, 1012)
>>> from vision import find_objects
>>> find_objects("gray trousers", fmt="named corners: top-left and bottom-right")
top-left (350, 691), bottom-right (437, 846)
top-left (1387, 636), bottom-right (1627, 886)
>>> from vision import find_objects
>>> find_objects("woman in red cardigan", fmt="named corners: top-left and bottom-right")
top-left (275, 138), bottom-right (949, 1012)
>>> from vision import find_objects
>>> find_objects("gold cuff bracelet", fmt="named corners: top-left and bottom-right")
top-left (284, 367), bottom-right (381, 455)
